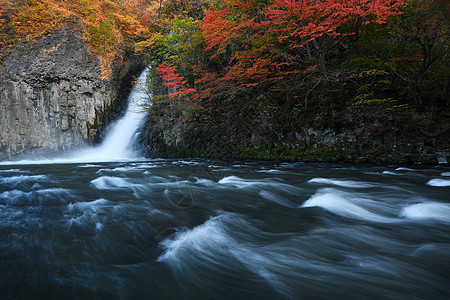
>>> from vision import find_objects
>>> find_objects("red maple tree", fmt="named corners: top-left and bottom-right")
top-left (157, 63), bottom-right (200, 104)
top-left (198, 0), bottom-right (406, 96)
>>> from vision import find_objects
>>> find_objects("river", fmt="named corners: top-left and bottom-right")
top-left (1, 68), bottom-right (449, 299)
top-left (0, 160), bottom-right (449, 299)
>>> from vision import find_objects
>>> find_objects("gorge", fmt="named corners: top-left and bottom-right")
top-left (0, 1), bottom-right (449, 298)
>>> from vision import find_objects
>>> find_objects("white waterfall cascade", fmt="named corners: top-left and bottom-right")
top-left (0, 67), bottom-right (150, 165)
top-left (73, 67), bottom-right (150, 162)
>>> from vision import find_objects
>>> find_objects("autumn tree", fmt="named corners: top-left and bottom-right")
top-left (157, 62), bottom-right (199, 102)
top-left (0, 0), bottom-right (155, 76)
top-left (199, 0), bottom-right (406, 98)
top-left (143, 0), bottom-right (448, 160)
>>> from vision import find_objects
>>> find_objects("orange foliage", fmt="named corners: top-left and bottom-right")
top-left (0, 0), bottom-right (154, 77)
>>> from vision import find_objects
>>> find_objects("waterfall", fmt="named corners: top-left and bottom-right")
top-left (73, 67), bottom-right (150, 162)
top-left (96, 69), bottom-right (149, 158)
top-left (0, 67), bottom-right (150, 165)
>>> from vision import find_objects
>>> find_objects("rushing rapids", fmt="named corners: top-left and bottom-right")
top-left (0, 160), bottom-right (449, 299)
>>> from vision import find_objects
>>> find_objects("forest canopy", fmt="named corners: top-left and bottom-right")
top-left (144, 0), bottom-right (448, 161)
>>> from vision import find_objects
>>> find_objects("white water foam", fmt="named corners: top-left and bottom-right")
top-left (441, 172), bottom-right (450, 177)
top-left (400, 202), bottom-right (450, 223)
top-left (90, 176), bottom-right (132, 189)
top-left (395, 167), bottom-right (418, 172)
top-left (382, 171), bottom-right (402, 176)
top-left (0, 188), bottom-right (71, 206)
top-left (0, 169), bottom-right (29, 173)
top-left (301, 188), bottom-right (397, 223)
top-left (67, 198), bottom-right (111, 212)
top-left (66, 198), bottom-right (111, 232)
top-left (157, 213), bottom-right (411, 297)
top-left (0, 68), bottom-right (150, 165)
top-left (218, 176), bottom-right (257, 187)
top-left (157, 213), bottom-right (294, 295)
top-left (172, 160), bottom-right (203, 166)
top-left (308, 178), bottom-right (374, 188)
top-left (0, 175), bottom-right (48, 185)
top-left (77, 164), bottom-right (103, 168)
top-left (256, 169), bottom-right (285, 174)
top-left (96, 166), bottom-right (144, 174)
top-left (90, 175), bottom-right (151, 199)
top-left (426, 178), bottom-right (450, 187)
top-left (157, 215), bottom-right (228, 266)
top-left (218, 176), bottom-right (295, 190)
top-left (259, 190), bottom-right (297, 208)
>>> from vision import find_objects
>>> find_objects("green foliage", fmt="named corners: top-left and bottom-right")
top-left (79, 0), bottom-right (95, 16)
top-left (341, 56), bottom-right (383, 70)
top-left (89, 20), bottom-right (115, 53)
top-left (152, 16), bottom-right (204, 77)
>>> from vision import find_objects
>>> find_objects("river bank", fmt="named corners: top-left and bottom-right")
top-left (143, 99), bottom-right (449, 166)
top-left (145, 141), bottom-right (447, 165)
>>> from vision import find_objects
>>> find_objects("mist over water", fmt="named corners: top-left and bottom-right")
top-left (0, 160), bottom-right (449, 299)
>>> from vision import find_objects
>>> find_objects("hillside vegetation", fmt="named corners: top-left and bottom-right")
top-left (0, 0), bottom-right (151, 77)
top-left (145, 0), bottom-right (449, 163)
top-left (1, 0), bottom-right (449, 163)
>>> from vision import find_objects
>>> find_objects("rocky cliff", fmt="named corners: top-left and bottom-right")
top-left (145, 100), bottom-right (448, 164)
top-left (0, 18), bottom-right (143, 160)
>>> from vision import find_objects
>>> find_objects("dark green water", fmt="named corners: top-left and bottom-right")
top-left (1, 159), bottom-right (449, 299)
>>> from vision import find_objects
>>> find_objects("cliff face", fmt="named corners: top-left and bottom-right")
top-left (0, 19), bottom-right (142, 160)
top-left (145, 101), bottom-right (448, 164)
